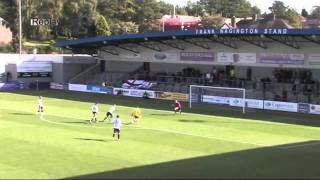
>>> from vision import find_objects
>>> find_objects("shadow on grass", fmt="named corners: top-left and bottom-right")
top-left (178, 119), bottom-right (208, 123)
top-left (63, 121), bottom-right (89, 125)
top-left (67, 140), bottom-right (320, 179)
top-left (150, 113), bottom-right (175, 116)
top-left (74, 138), bottom-right (108, 142)
top-left (10, 90), bottom-right (320, 127)
top-left (10, 112), bottom-right (34, 116)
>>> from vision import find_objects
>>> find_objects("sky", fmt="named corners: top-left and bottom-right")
top-left (161, 0), bottom-right (319, 13)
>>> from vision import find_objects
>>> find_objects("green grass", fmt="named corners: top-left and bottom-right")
top-left (24, 40), bottom-right (52, 47)
top-left (1, 90), bottom-right (320, 179)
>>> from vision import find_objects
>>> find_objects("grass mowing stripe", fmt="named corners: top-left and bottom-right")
top-left (39, 114), bottom-right (266, 147)
top-left (0, 97), bottom-right (304, 128)
top-left (278, 141), bottom-right (320, 149)
top-left (1, 102), bottom-right (317, 147)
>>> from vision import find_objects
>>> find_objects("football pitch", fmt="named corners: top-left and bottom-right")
top-left (1, 90), bottom-right (320, 179)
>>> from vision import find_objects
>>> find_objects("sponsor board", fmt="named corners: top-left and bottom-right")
top-left (156, 92), bottom-right (189, 102)
top-left (68, 84), bottom-right (87, 92)
top-left (87, 85), bottom-right (113, 94)
top-left (180, 52), bottom-right (215, 62)
top-left (113, 88), bottom-right (155, 98)
top-left (153, 52), bottom-right (178, 61)
top-left (263, 101), bottom-right (297, 112)
top-left (259, 53), bottom-right (304, 65)
top-left (297, 103), bottom-right (310, 113)
top-left (18, 72), bottom-right (51, 78)
top-left (308, 54), bottom-right (320, 66)
top-left (50, 82), bottom-right (64, 90)
top-left (229, 98), bottom-right (263, 109)
top-left (191, 94), bottom-right (199, 103)
top-left (0, 82), bottom-right (22, 91)
top-left (129, 89), bottom-right (156, 98)
top-left (113, 88), bottom-right (130, 96)
top-left (17, 61), bottom-right (52, 78)
top-left (309, 104), bottom-right (320, 115)
top-left (17, 61), bottom-right (52, 72)
top-left (217, 53), bottom-right (257, 64)
top-left (202, 95), bottom-right (230, 105)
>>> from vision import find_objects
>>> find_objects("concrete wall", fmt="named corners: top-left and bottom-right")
top-left (0, 54), bottom-right (96, 84)
top-left (98, 40), bottom-right (320, 82)
top-left (99, 40), bottom-right (320, 69)
top-left (105, 61), bottom-right (143, 72)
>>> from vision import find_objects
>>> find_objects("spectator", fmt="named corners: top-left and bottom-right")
top-left (274, 94), bottom-right (281, 101)
top-left (282, 89), bottom-right (288, 102)
top-left (6, 72), bottom-right (11, 82)
top-left (205, 72), bottom-right (211, 85)
top-left (246, 68), bottom-right (252, 81)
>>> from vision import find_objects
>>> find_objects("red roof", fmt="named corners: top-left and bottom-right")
top-left (160, 15), bottom-right (201, 26)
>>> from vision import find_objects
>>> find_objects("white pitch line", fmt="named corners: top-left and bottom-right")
top-left (278, 141), bottom-right (320, 149)
top-left (38, 114), bottom-right (267, 147)
top-left (38, 114), bottom-right (105, 129)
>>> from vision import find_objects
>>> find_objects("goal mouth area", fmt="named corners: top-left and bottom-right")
top-left (189, 85), bottom-right (246, 114)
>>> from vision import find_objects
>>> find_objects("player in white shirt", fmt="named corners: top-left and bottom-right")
top-left (37, 96), bottom-right (44, 114)
top-left (90, 103), bottom-right (99, 124)
top-left (112, 115), bottom-right (122, 140)
top-left (103, 104), bottom-right (116, 122)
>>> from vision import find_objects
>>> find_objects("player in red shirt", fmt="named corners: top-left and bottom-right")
top-left (174, 100), bottom-right (182, 114)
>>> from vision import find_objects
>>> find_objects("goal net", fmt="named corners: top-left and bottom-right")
top-left (189, 85), bottom-right (246, 114)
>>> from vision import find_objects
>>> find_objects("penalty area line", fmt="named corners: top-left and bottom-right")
top-left (38, 115), bottom-right (105, 129)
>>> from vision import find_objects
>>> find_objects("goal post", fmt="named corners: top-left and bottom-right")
top-left (189, 85), bottom-right (246, 114)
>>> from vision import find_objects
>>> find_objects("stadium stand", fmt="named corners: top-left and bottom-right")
top-left (55, 28), bottom-right (320, 105)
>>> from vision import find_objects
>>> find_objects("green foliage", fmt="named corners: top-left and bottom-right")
top-left (286, 9), bottom-right (303, 28)
top-left (271, 1), bottom-right (288, 18)
top-left (301, 9), bottom-right (309, 18)
top-left (95, 14), bottom-right (111, 36)
top-left (270, 1), bottom-right (303, 28)
top-left (112, 21), bottom-right (139, 34)
top-left (201, 16), bottom-right (225, 28)
top-left (311, 7), bottom-right (320, 18)
top-left (197, 0), bottom-right (259, 17)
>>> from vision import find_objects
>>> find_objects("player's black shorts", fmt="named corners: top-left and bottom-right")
top-left (106, 112), bottom-right (113, 117)
top-left (92, 112), bottom-right (97, 116)
top-left (175, 107), bottom-right (181, 111)
top-left (113, 128), bottom-right (120, 134)
top-left (134, 115), bottom-right (139, 119)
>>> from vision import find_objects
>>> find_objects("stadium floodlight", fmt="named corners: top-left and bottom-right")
top-left (19, 0), bottom-right (22, 59)
top-left (189, 85), bottom-right (246, 114)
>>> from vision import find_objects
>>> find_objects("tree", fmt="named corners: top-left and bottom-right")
top-left (112, 21), bottom-right (139, 34)
top-left (301, 8), bottom-right (309, 17)
top-left (311, 7), bottom-right (320, 18)
top-left (270, 1), bottom-right (288, 18)
top-left (0, 0), bottom-right (19, 52)
top-left (198, 0), bottom-right (258, 18)
top-left (286, 8), bottom-right (303, 28)
top-left (251, 6), bottom-right (261, 17)
top-left (95, 14), bottom-right (111, 36)
top-left (201, 16), bottom-right (225, 28)
top-left (269, 1), bottom-right (303, 28)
